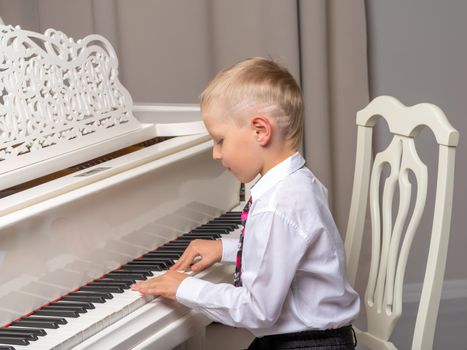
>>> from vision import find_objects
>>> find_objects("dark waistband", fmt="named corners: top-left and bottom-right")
top-left (261, 325), bottom-right (354, 342)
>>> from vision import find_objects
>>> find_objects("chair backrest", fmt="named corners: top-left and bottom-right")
top-left (344, 96), bottom-right (459, 350)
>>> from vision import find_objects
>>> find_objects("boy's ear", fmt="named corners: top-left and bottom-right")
top-left (250, 115), bottom-right (272, 146)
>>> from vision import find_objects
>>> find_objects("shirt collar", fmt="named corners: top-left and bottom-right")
top-left (250, 152), bottom-right (305, 200)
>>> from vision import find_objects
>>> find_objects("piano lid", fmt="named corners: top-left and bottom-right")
top-left (0, 25), bottom-right (157, 190)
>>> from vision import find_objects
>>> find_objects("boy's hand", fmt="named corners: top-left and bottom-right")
top-left (131, 270), bottom-right (189, 300)
top-left (170, 239), bottom-right (222, 273)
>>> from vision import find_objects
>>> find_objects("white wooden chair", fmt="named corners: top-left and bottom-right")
top-left (344, 96), bottom-right (459, 349)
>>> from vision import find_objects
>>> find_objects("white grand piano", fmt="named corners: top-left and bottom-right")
top-left (0, 24), bottom-right (243, 349)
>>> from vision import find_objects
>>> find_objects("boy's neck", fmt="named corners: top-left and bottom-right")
top-left (260, 147), bottom-right (297, 176)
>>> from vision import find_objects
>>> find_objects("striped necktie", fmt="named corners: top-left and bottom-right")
top-left (234, 197), bottom-right (252, 287)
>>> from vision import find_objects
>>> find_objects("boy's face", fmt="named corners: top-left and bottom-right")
top-left (202, 106), bottom-right (263, 183)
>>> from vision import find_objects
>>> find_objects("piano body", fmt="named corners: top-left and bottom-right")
top-left (0, 25), bottom-right (242, 349)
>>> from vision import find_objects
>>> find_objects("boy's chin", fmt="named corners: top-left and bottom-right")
top-left (225, 166), bottom-right (258, 183)
top-left (233, 173), bottom-right (258, 184)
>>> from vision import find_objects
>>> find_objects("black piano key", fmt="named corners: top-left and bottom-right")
top-left (67, 291), bottom-right (113, 300)
top-left (61, 295), bottom-right (106, 303)
top-left (199, 222), bottom-right (238, 228)
top-left (209, 218), bottom-right (242, 223)
top-left (0, 328), bottom-right (46, 336)
top-left (177, 234), bottom-right (216, 239)
top-left (42, 305), bottom-right (87, 314)
top-left (0, 346), bottom-right (15, 350)
top-left (216, 211), bottom-right (242, 216)
top-left (159, 245), bottom-right (190, 253)
top-left (161, 246), bottom-right (186, 251)
top-left (221, 214), bottom-right (242, 219)
top-left (130, 255), bottom-right (175, 268)
top-left (180, 234), bottom-right (219, 239)
top-left (23, 317), bottom-right (67, 325)
top-left (0, 336), bottom-right (29, 345)
top-left (174, 237), bottom-right (213, 243)
top-left (48, 301), bottom-right (95, 310)
top-left (105, 272), bottom-right (146, 280)
top-left (142, 251), bottom-right (183, 263)
top-left (200, 221), bottom-right (235, 224)
top-left (34, 309), bottom-right (80, 318)
top-left (127, 260), bottom-right (170, 268)
top-left (11, 320), bottom-right (59, 329)
top-left (198, 225), bottom-right (236, 232)
top-left (220, 211), bottom-right (242, 216)
top-left (129, 262), bottom-right (171, 270)
top-left (99, 278), bottom-right (137, 285)
top-left (164, 241), bottom-right (190, 246)
top-left (190, 228), bottom-right (229, 234)
top-left (122, 264), bottom-right (163, 272)
top-left (0, 332), bottom-right (38, 341)
top-left (106, 271), bottom-right (148, 279)
top-left (204, 222), bottom-right (239, 227)
top-left (88, 280), bottom-right (133, 288)
top-left (80, 285), bottom-right (124, 293)
top-left (143, 252), bottom-right (181, 259)
top-left (116, 269), bottom-right (153, 277)
top-left (127, 259), bottom-right (168, 265)
top-left (155, 246), bottom-right (186, 253)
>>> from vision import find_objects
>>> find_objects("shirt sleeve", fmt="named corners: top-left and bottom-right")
top-left (176, 210), bottom-right (310, 329)
top-left (220, 237), bottom-right (238, 263)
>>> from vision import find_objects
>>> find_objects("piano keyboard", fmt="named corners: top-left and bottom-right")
top-left (0, 211), bottom-right (242, 350)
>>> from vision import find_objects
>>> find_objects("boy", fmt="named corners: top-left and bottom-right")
top-left (132, 57), bottom-right (360, 349)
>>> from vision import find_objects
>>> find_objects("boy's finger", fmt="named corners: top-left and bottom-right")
top-left (138, 286), bottom-right (160, 295)
top-left (130, 283), bottom-right (140, 290)
top-left (169, 246), bottom-right (194, 270)
top-left (170, 248), bottom-right (191, 269)
top-left (172, 251), bottom-right (197, 271)
top-left (170, 253), bottom-right (189, 270)
top-left (191, 260), bottom-right (208, 272)
top-left (170, 258), bottom-right (183, 270)
top-left (131, 280), bottom-right (150, 291)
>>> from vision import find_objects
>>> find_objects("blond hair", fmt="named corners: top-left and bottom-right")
top-left (200, 57), bottom-right (304, 150)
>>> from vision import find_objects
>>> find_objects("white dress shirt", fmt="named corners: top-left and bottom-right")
top-left (176, 152), bottom-right (360, 337)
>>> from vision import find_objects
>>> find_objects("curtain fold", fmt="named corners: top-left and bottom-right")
top-left (299, 0), bottom-right (369, 231)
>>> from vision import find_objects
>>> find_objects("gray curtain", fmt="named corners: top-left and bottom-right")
top-left (0, 0), bottom-right (369, 233)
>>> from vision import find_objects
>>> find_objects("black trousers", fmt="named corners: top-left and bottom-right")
top-left (247, 325), bottom-right (356, 350)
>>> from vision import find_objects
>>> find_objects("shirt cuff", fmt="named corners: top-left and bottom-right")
top-left (221, 237), bottom-right (238, 263)
top-left (176, 276), bottom-right (210, 308)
